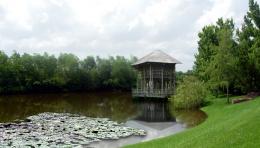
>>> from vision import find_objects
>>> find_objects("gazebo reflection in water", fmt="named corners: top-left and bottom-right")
top-left (134, 100), bottom-right (175, 122)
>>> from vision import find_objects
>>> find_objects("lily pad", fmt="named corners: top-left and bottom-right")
top-left (0, 112), bottom-right (146, 147)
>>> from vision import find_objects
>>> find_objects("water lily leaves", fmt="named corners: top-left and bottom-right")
top-left (0, 112), bottom-right (146, 147)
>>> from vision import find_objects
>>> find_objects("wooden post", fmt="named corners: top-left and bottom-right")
top-left (136, 72), bottom-right (138, 90)
top-left (173, 65), bottom-right (176, 94)
top-left (142, 68), bottom-right (145, 92)
top-left (161, 66), bottom-right (164, 95)
top-left (149, 64), bottom-right (152, 92)
top-left (152, 65), bottom-right (153, 92)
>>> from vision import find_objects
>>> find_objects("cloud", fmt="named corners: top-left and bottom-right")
top-left (0, 0), bottom-right (258, 71)
top-left (196, 0), bottom-right (250, 29)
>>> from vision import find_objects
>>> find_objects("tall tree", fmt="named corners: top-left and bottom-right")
top-left (0, 51), bottom-right (10, 93)
top-left (194, 25), bottom-right (218, 80)
top-left (206, 27), bottom-right (237, 103)
top-left (237, 0), bottom-right (260, 92)
top-left (194, 18), bottom-right (235, 81)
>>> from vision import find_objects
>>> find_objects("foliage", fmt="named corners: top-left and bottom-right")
top-left (0, 51), bottom-right (137, 94)
top-left (175, 70), bottom-right (193, 84)
top-left (171, 76), bottom-right (208, 109)
top-left (205, 25), bottom-right (238, 103)
top-left (125, 97), bottom-right (260, 148)
top-left (194, 0), bottom-right (260, 97)
top-left (194, 18), bottom-right (235, 81)
top-left (235, 0), bottom-right (260, 92)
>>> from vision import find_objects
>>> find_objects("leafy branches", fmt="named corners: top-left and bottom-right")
top-left (194, 0), bottom-right (260, 99)
top-left (0, 52), bottom-right (137, 94)
top-left (172, 76), bottom-right (208, 109)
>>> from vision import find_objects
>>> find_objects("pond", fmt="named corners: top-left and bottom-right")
top-left (0, 92), bottom-right (207, 147)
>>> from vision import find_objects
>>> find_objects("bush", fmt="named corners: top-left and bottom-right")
top-left (171, 76), bottom-right (208, 109)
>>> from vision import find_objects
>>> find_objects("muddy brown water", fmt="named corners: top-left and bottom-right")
top-left (0, 92), bottom-right (207, 148)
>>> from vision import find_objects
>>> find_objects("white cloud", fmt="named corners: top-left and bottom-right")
top-left (0, 0), bottom-right (258, 71)
top-left (196, 0), bottom-right (252, 29)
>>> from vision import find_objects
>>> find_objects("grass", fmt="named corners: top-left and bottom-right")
top-left (125, 97), bottom-right (260, 148)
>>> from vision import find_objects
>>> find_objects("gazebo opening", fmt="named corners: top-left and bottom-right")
top-left (132, 50), bottom-right (181, 98)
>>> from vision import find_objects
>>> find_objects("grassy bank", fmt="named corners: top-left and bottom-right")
top-left (125, 97), bottom-right (260, 148)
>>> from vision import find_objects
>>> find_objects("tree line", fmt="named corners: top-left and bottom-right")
top-left (194, 0), bottom-right (260, 98)
top-left (0, 51), bottom-right (137, 94)
top-left (173, 0), bottom-right (260, 108)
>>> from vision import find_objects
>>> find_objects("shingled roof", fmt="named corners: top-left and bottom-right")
top-left (132, 50), bottom-right (181, 66)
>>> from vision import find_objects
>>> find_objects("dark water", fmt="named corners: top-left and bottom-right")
top-left (0, 92), bottom-right (207, 147)
top-left (0, 92), bottom-right (138, 123)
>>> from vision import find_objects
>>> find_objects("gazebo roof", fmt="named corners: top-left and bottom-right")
top-left (132, 50), bottom-right (181, 66)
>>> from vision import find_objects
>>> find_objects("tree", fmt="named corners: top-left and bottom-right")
top-left (57, 53), bottom-right (80, 90)
top-left (110, 56), bottom-right (137, 90)
top-left (0, 51), bottom-right (9, 93)
top-left (172, 76), bottom-right (208, 109)
top-left (236, 0), bottom-right (260, 92)
top-left (194, 25), bottom-right (218, 81)
top-left (95, 57), bottom-right (113, 89)
top-left (206, 26), bottom-right (237, 103)
top-left (194, 18), bottom-right (235, 81)
top-left (193, 0), bottom-right (260, 98)
top-left (82, 56), bottom-right (96, 71)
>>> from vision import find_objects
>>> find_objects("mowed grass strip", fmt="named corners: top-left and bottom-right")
top-left (125, 97), bottom-right (260, 148)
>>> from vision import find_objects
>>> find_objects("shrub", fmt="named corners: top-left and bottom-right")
top-left (171, 76), bottom-right (208, 109)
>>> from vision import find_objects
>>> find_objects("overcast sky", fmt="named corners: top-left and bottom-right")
top-left (0, 0), bottom-right (259, 71)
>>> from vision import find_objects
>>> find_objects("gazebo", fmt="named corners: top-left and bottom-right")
top-left (132, 50), bottom-right (181, 98)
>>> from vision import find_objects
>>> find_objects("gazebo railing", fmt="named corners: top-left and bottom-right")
top-left (132, 88), bottom-right (174, 98)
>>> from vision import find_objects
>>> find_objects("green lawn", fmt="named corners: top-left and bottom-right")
top-left (125, 97), bottom-right (260, 148)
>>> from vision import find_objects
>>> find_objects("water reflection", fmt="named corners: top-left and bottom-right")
top-left (172, 110), bottom-right (207, 127)
top-left (133, 100), bottom-right (207, 127)
top-left (0, 92), bottom-right (137, 123)
top-left (90, 100), bottom-right (186, 148)
top-left (134, 100), bottom-right (175, 122)
top-left (0, 92), bottom-right (207, 148)
top-left (0, 92), bottom-right (206, 126)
